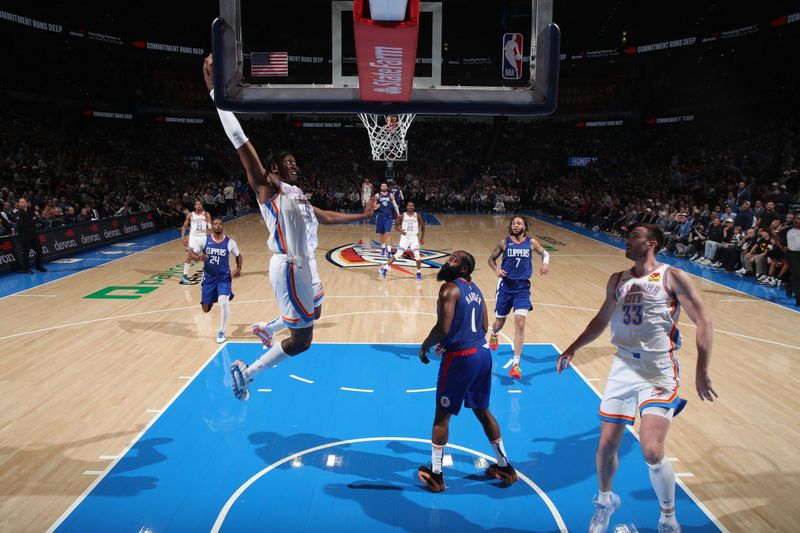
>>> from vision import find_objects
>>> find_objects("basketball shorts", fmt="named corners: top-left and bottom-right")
top-left (436, 344), bottom-right (492, 416)
top-left (599, 348), bottom-right (683, 426)
top-left (269, 254), bottom-right (315, 329)
top-left (397, 235), bottom-right (420, 253)
top-left (495, 279), bottom-right (532, 318)
top-left (308, 254), bottom-right (324, 307)
top-left (188, 235), bottom-right (206, 252)
top-left (200, 277), bottom-right (233, 305)
top-left (375, 214), bottom-right (393, 234)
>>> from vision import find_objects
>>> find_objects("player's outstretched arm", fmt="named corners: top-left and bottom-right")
top-left (313, 197), bottom-right (377, 225)
top-left (557, 273), bottom-right (618, 373)
top-left (667, 268), bottom-right (717, 401)
top-left (488, 239), bottom-right (507, 277)
top-left (203, 55), bottom-right (275, 203)
top-left (418, 282), bottom-right (458, 364)
top-left (531, 239), bottom-right (550, 275)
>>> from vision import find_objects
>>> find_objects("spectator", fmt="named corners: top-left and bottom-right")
top-left (12, 198), bottom-right (47, 274)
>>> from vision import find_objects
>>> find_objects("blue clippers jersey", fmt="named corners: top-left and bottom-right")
top-left (501, 236), bottom-right (533, 282)
top-left (377, 192), bottom-right (393, 217)
top-left (441, 279), bottom-right (486, 350)
top-left (203, 235), bottom-right (232, 280)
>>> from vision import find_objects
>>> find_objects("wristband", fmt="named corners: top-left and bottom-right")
top-left (210, 90), bottom-right (249, 150)
top-left (542, 251), bottom-right (550, 265)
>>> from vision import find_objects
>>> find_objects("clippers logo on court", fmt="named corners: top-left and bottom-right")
top-left (325, 243), bottom-right (448, 269)
top-left (502, 33), bottom-right (523, 80)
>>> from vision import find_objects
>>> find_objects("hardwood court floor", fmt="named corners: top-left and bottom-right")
top-left (0, 214), bottom-right (797, 532)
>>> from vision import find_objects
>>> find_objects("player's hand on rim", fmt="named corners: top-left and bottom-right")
top-left (556, 350), bottom-right (574, 374)
top-left (695, 373), bottom-right (718, 401)
top-left (203, 54), bottom-right (214, 92)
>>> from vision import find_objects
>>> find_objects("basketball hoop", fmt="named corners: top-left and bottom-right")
top-left (357, 113), bottom-right (416, 162)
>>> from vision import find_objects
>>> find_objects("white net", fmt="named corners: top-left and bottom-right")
top-left (357, 113), bottom-right (416, 161)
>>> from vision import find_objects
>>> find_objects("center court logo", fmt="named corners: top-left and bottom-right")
top-left (325, 243), bottom-right (448, 269)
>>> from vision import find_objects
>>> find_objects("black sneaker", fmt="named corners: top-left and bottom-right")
top-left (417, 465), bottom-right (446, 493)
top-left (36, 266), bottom-right (48, 272)
top-left (488, 463), bottom-right (519, 485)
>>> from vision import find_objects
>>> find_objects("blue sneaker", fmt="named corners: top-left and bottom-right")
top-left (416, 271), bottom-right (422, 281)
top-left (216, 331), bottom-right (226, 344)
top-left (180, 274), bottom-right (190, 285)
top-left (589, 492), bottom-right (621, 533)
top-left (229, 360), bottom-right (252, 401)
top-left (379, 266), bottom-right (387, 279)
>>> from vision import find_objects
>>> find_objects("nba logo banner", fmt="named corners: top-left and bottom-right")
top-left (502, 33), bottom-right (523, 80)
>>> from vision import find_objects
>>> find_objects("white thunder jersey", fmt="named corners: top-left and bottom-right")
top-left (400, 212), bottom-right (419, 236)
top-left (259, 182), bottom-right (318, 258)
top-left (610, 263), bottom-right (681, 356)
top-left (189, 212), bottom-right (208, 238)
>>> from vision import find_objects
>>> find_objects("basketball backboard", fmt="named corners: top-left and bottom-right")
top-left (211, 0), bottom-right (560, 115)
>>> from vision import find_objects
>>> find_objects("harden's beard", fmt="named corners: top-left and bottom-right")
top-left (437, 263), bottom-right (460, 282)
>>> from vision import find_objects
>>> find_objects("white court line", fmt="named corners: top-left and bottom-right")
top-left (12, 294), bottom-right (57, 297)
top-left (502, 359), bottom-right (514, 369)
top-left (340, 387), bottom-right (374, 393)
top-left (178, 376), bottom-right (192, 380)
top-left (97, 456), bottom-right (118, 461)
top-left (46, 345), bottom-right (226, 533)
top-left (667, 457), bottom-right (680, 462)
top-left (210, 436), bottom-right (568, 533)
top-left (508, 390), bottom-right (522, 394)
top-left (82, 471), bottom-right (104, 476)
top-left (549, 342), bottom-right (730, 533)
top-left (675, 472), bottom-right (695, 478)
top-left (257, 388), bottom-right (272, 393)
top-left (719, 298), bottom-right (760, 302)
top-left (406, 387), bottom-right (436, 393)
top-left (145, 409), bottom-right (161, 414)
top-left (289, 374), bottom-right (314, 384)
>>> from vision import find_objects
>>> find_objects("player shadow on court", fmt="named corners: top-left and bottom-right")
top-left (370, 344), bottom-right (419, 360)
top-left (93, 437), bottom-right (173, 496)
top-left (491, 350), bottom-right (558, 387)
top-left (516, 427), bottom-right (635, 493)
top-left (0, 432), bottom-right (162, 497)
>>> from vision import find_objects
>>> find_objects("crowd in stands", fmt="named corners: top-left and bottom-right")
top-left (1, 99), bottom-right (798, 298)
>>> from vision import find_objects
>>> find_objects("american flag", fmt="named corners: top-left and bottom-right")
top-left (250, 52), bottom-right (289, 77)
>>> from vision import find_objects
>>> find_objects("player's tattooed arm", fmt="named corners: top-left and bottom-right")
top-left (488, 239), bottom-right (507, 277)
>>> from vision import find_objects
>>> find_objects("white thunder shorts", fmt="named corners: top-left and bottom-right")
top-left (308, 254), bottom-right (324, 307)
top-left (396, 235), bottom-right (420, 259)
top-left (269, 254), bottom-right (315, 329)
top-left (187, 235), bottom-right (206, 252)
top-left (599, 348), bottom-right (683, 426)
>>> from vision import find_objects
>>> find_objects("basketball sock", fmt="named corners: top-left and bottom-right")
top-left (490, 437), bottom-right (509, 467)
top-left (597, 490), bottom-right (612, 505)
top-left (431, 444), bottom-right (445, 474)
top-left (182, 263), bottom-right (190, 276)
top-left (265, 315), bottom-right (284, 336)
top-left (381, 243), bottom-right (386, 251)
top-left (218, 295), bottom-right (230, 333)
top-left (244, 342), bottom-right (289, 380)
top-left (648, 458), bottom-right (676, 513)
top-left (513, 355), bottom-right (521, 365)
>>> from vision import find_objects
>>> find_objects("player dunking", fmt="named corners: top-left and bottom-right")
top-left (188, 217), bottom-right (242, 343)
top-left (374, 182), bottom-right (399, 257)
top-left (487, 216), bottom-right (550, 379)
top-left (203, 55), bottom-right (376, 401)
top-left (557, 224), bottom-right (717, 533)
top-left (180, 200), bottom-right (211, 284)
top-left (379, 201), bottom-right (425, 281)
top-left (417, 251), bottom-right (518, 493)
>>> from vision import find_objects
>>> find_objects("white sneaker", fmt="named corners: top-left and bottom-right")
top-left (251, 322), bottom-right (274, 348)
top-left (689, 254), bottom-right (700, 261)
top-left (775, 280), bottom-right (782, 288)
top-left (216, 331), bottom-right (226, 344)
top-left (735, 268), bottom-right (746, 274)
top-left (589, 492), bottom-right (621, 533)
top-left (712, 261), bottom-right (722, 268)
top-left (180, 274), bottom-right (190, 285)
top-left (757, 274), bottom-right (767, 282)
top-left (700, 258), bottom-right (712, 265)
top-left (229, 360), bottom-right (252, 401)
top-left (658, 518), bottom-right (681, 532)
